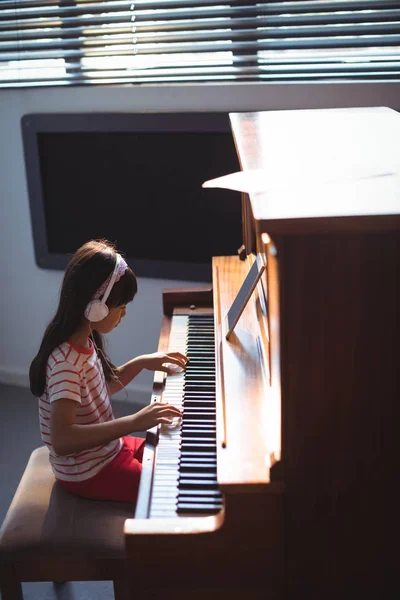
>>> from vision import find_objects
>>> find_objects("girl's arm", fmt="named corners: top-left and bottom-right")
top-left (108, 351), bottom-right (188, 396)
top-left (50, 398), bottom-right (181, 456)
top-left (107, 355), bottom-right (145, 396)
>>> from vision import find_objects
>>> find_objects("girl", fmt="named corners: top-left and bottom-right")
top-left (29, 239), bottom-right (186, 503)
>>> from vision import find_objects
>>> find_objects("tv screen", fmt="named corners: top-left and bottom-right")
top-left (22, 113), bottom-right (242, 281)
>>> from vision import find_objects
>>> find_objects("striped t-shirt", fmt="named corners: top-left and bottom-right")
top-left (39, 339), bottom-right (122, 482)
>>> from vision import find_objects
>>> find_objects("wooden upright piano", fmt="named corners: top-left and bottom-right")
top-left (124, 107), bottom-right (400, 600)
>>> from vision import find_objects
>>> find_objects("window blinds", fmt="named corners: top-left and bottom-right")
top-left (1, 0), bottom-right (399, 88)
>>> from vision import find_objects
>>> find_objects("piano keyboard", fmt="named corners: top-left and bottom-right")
top-left (149, 312), bottom-right (223, 518)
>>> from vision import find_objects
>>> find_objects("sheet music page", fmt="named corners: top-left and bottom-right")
top-left (225, 254), bottom-right (265, 340)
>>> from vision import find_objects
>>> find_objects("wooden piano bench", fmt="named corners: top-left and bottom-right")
top-left (0, 446), bottom-right (133, 600)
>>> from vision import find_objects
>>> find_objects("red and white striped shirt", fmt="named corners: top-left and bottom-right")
top-left (39, 339), bottom-right (122, 482)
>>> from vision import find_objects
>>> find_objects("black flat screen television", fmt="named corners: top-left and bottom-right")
top-left (22, 112), bottom-right (242, 281)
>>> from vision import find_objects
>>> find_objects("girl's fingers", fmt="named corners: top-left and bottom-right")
top-left (152, 401), bottom-right (182, 415)
top-left (164, 352), bottom-right (188, 374)
top-left (159, 359), bottom-right (187, 374)
top-left (166, 359), bottom-right (185, 368)
top-left (166, 364), bottom-right (185, 375)
top-left (166, 352), bottom-right (189, 365)
top-left (157, 405), bottom-right (179, 414)
top-left (154, 405), bottom-right (182, 417)
top-left (162, 409), bottom-right (182, 418)
top-left (168, 351), bottom-right (186, 358)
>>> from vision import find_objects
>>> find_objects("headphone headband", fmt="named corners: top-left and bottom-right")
top-left (100, 253), bottom-right (121, 305)
top-left (84, 253), bottom-right (127, 322)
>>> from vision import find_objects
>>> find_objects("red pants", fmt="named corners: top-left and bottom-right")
top-left (57, 436), bottom-right (145, 503)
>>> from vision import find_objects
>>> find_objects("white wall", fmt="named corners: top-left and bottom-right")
top-left (1, 81), bottom-right (399, 405)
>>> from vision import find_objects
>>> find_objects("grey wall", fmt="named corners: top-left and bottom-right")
top-left (1, 82), bottom-right (399, 405)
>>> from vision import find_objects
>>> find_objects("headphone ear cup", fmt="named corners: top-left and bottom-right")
top-left (85, 300), bottom-right (109, 322)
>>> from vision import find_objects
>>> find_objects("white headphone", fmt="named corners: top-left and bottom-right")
top-left (84, 254), bottom-right (122, 322)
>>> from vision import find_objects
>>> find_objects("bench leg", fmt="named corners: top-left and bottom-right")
top-left (0, 578), bottom-right (23, 600)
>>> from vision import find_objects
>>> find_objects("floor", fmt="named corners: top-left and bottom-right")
top-left (0, 382), bottom-right (145, 600)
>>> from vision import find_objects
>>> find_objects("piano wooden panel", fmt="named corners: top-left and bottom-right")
top-left (230, 107), bottom-right (400, 598)
top-left (213, 254), bottom-right (281, 487)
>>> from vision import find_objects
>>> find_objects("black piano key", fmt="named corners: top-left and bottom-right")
top-left (183, 394), bottom-right (216, 399)
top-left (184, 390), bottom-right (215, 394)
top-left (183, 405), bottom-right (216, 411)
top-left (183, 408), bottom-right (216, 414)
top-left (178, 479), bottom-right (219, 489)
top-left (179, 464), bottom-right (217, 472)
top-left (181, 414), bottom-right (216, 421)
top-left (180, 436), bottom-right (216, 443)
top-left (183, 419), bottom-right (215, 426)
top-left (181, 433), bottom-right (216, 439)
top-left (177, 503), bottom-right (222, 514)
top-left (181, 444), bottom-right (216, 453)
top-left (183, 391), bottom-right (216, 397)
top-left (184, 366), bottom-right (215, 371)
top-left (188, 320), bottom-right (213, 324)
top-left (181, 422), bottom-right (215, 428)
top-left (183, 361), bottom-right (215, 366)
top-left (182, 417), bottom-right (216, 422)
top-left (183, 401), bottom-right (216, 408)
top-left (185, 365), bottom-right (215, 369)
top-left (184, 378), bottom-right (215, 382)
top-left (183, 389), bottom-right (216, 395)
top-left (185, 405), bottom-right (212, 412)
top-left (184, 381), bottom-right (215, 386)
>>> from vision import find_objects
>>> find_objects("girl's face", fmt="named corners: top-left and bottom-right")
top-left (93, 304), bottom-right (127, 334)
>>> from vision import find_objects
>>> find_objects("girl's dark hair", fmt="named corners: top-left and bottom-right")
top-left (29, 239), bottom-right (137, 397)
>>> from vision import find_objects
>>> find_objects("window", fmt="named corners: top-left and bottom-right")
top-left (1, 0), bottom-right (399, 88)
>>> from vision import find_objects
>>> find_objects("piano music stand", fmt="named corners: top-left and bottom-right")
top-left (225, 253), bottom-right (265, 340)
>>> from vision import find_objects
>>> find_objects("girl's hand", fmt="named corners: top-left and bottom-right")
top-left (131, 401), bottom-right (182, 430)
top-left (140, 352), bottom-right (188, 374)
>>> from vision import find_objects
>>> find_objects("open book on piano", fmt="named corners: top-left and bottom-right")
top-left (124, 107), bottom-right (400, 600)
